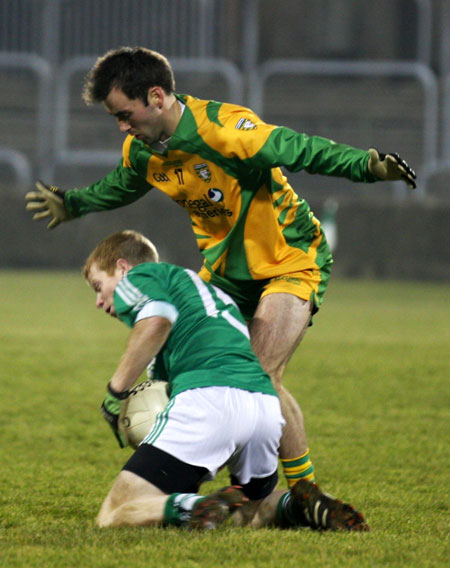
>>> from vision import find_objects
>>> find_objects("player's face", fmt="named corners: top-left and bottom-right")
top-left (88, 263), bottom-right (123, 317)
top-left (104, 87), bottom-right (165, 145)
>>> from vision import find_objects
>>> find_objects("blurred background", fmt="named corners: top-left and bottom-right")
top-left (0, 0), bottom-right (449, 279)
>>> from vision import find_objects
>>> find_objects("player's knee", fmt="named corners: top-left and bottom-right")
top-left (96, 487), bottom-right (124, 528)
top-left (96, 505), bottom-right (114, 528)
top-left (96, 499), bottom-right (131, 528)
top-left (255, 349), bottom-right (288, 382)
top-left (267, 369), bottom-right (284, 389)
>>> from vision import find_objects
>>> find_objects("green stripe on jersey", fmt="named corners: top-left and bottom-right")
top-left (206, 100), bottom-right (224, 127)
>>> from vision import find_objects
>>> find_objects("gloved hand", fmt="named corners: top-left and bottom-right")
top-left (25, 180), bottom-right (73, 229)
top-left (101, 383), bottom-right (129, 448)
top-left (368, 148), bottom-right (416, 189)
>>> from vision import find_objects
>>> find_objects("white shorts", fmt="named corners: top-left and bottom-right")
top-left (142, 386), bottom-right (285, 485)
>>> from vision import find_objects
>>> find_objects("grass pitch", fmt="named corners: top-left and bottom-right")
top-left (0, 271), bottom-right (448, 567)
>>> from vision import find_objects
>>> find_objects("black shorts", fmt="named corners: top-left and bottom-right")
top-left (123, 444), bottom-right (278, 500)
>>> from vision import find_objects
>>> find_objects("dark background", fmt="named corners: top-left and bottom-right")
top-left (1, 0), bottom-right (448, 279)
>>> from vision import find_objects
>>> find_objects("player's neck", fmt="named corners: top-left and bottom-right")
top-left (161, 96), bottom-right (184, 140)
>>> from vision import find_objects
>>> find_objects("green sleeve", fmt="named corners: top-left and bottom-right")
top-left (64, 159), bottom-right (152, 218)
top-left (114, 266), bottom-right (172, 328)
top-left (249, 127), bottom-right (379, 183)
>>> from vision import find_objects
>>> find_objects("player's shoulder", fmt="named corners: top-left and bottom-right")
top-left (121, 135), bottom-right (140, 168)
top-left (181, 94), bottom-right (263, 131)
top-left (116, 263), bottom-right (180, 305)
top-left (212, 101), bottom-right (263, 133)
top-left (127, 262), bottom-right (178, 280)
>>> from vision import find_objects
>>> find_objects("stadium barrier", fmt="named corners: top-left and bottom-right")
top-left (2, 186), bottom-right (448, 282)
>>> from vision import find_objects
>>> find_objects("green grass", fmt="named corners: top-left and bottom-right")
top-left (0, 271), bottom-right (448, 567)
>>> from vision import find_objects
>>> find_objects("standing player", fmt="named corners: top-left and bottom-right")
top-left (26, 46), bottom-right (416, 493)
top-left (85, 229), bottom-right (368, 531)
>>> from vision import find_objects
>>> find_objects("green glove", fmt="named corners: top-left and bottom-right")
top-left (101, 383), bottom-right (129, 448)
top-left (368, 148), bottom-right (416, 189)
top-left (25, 180), bottom-right (73, 229)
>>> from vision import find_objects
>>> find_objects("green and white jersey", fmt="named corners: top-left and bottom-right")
top-left (114, 262), bottom-right (277, 398)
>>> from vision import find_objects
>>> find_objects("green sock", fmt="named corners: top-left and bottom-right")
top-left (276, 492), bottom-right (308, 528)
top-left (163, 493), bottom-right (204, 526)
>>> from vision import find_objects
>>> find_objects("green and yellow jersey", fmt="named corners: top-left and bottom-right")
top-left (65, 94), bottom-right (378, 309)
top-left (114, 262), bottom-right (277, 398)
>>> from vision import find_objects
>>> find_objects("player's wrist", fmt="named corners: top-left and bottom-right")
top-left (101, 384), bottom-right (129, 448)
top-left (107, 381), bottom-right (129, 400)
top-left (47, 184), bottom-right (66, 200)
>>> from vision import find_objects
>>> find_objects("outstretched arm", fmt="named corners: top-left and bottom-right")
top-left (367, 148), bottom-right (416, 189)
top-left (25, 161), bottom-right (152, 229)
top-left (241, 124), bottom-right (416, 189)
top-left (25, 181), bottom-right (73, 229)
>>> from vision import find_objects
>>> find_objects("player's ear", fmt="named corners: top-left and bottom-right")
top-left (116, 258), bottom-right (131, 275)
top-left (147, 86), bottom-right (163, 109)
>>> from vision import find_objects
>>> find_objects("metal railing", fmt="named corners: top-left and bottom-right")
top-left (0, 0), bottom-right (224, 60)
top-left (249, 59), bottom-right (439, 199)
top-left (0, 148), bottom-right (32, 187)
top-left (0, 52), bottom-right (52, 185)
top-left (0, 0), bottom-right (447, 199)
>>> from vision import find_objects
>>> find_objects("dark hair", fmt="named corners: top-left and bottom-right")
top-left (82, 46), bottom-right (175, 105)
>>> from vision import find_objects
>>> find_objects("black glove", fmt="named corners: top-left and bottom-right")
top-left (25, 180), bottom-right (72, 229)
top-left (368, 148), bottom-right (416, 189)
top-left (101, 383), bottom-right (129, 448)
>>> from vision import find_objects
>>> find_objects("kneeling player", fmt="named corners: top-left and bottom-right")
top-left (84, 230), bottom-right (368, 531)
